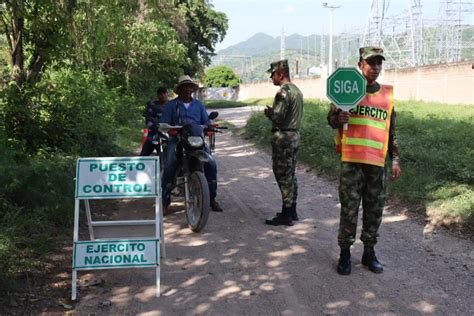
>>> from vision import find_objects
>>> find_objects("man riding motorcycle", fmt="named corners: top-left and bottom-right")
top-left (160, 75), bottom-right (223, 214)
top-left (141, 86), bottom-right (169, 156)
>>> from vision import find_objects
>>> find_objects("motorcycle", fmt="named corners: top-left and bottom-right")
top-left (149, 123), bottom-right (169, 171)
top-left (159, 112), bottom-right (226, 232)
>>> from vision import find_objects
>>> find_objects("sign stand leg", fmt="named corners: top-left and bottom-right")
top-left (84, 199), bottom-right (95, 240)
top-left (72, 199), bottom-right (80, 301)
top-left (72, 270), bottom-right (77, 301)
top-left (159, 200), bottom-right (165, 258)
top-left (155, 197), bottom-right (161, 297)
top-left (156, 264), bottom-right (160, 297)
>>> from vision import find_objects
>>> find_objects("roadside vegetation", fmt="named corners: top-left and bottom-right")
top-left (244, 98), bottom-right (474, 224)
top-left (205, 98), bottom-right (273, 109)
top-left (206, 100), bottom-right (252, 109)
top-left (0, 0), bottom-right (227, 299)
top-left (205, 65), bottom-right (240, 88)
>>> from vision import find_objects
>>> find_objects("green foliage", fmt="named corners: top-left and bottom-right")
top-left (1, 68), bottom-right (131, 156)
top-left (72, 2), bottom-right (189, 97)
top-left (245, 111), bottom-right (273, 144)
top-left (205, 65), bottom-right (240, 88)
top-left (205, 100), bottom-right (250, 109)
top-left (0, 0), bottom-right (229, 294)
top-left (0, 1), bottom-right (73, 85)
top-left (205, 98), bottom-right (273, 109)
top-left (175, 0), bottom-right (228, 76)
top-left (244, 98), bottom-right (474, 222)
top-left (0, 130), bottom-right (76, 292)
top-left (390, 100), bottom-right (473, 219)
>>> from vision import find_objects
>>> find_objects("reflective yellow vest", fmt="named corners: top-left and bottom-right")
top-left (335, 84), bottom-right (394, 167)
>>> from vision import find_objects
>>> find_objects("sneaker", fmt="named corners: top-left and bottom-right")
top-left (210, 200), bottom-right (223, 212)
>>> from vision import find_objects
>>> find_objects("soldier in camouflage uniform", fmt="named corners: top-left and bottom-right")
top-left (327, 47), bottom-right (401, 275)
top-left (264, 59), bottom-right (304, 226)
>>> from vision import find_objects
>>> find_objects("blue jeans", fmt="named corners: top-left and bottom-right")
top-left (161, 137), bottom-right (217, 206)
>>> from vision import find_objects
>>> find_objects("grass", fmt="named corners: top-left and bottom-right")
top-left (115, 119), bottom-right (144, 155)
top-left (0, 119), bottom-right (143, 295)
top-left (205, 98), bottom-right (274, 109)
top-left (244, 98), bottom-right (474, 223)
top-left (205, 100), bottom-right (251, 109)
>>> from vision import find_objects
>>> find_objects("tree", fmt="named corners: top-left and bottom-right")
top-left (0, 0), bottom-right (229, 149)
top-left (173, 0), bottom-right (228, 77)
top-left (0, 0), bottom-right (74, 85)
top-left (205, 65), bottom-right (240, 88)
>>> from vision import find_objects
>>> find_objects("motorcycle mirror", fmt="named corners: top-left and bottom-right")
top-left (208, 112), bottom-right (219, 120)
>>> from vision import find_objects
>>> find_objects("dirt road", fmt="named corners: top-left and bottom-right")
top-left (74, 107), bottom-right (473, 315)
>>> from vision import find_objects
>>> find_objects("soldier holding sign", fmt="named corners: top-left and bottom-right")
top-left (327, 47), bottom-right (401, 275)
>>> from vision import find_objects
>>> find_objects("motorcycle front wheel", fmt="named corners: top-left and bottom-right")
top-left (185, 171), bottom-right (210, 232)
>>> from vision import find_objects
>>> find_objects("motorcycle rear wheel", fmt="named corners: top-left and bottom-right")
top-left (186, 171), bottom-right (210, 232)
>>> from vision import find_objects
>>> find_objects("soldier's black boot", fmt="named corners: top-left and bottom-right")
top-left (290, 203), bottom-right (299, 221)
top-left (337, 248), bottom-right (351, 275)
top-left (361, 246), bottom-right (383, 273)
top-left (266, 206), bottom-right (294, 226)
top-left (276, 203), bottom-right (299, 221)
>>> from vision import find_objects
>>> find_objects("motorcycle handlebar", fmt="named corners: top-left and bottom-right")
top-left (158, 123), bottom-right (183, 131)
top-left (205, 125), bottom-right (228, 133)
top-left (157, 123), bottom-right (227, 133)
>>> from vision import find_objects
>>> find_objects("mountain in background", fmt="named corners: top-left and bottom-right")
top-left (212, 32), bottom-right (346, 82)
top-left (218, 32), bottom-right (322, 57)
top-left (212, 28), bottom-right (474, 83)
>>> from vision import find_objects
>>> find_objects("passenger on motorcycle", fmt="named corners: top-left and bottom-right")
top-left (140, 86), bottom-right (169, 156)
top-left (160, 75), bottom-right (223, 214)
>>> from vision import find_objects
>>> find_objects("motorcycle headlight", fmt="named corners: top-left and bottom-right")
top-left (187, 136), bottom-right (204, 148)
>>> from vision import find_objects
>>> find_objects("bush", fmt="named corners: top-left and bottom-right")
top-left (1, 67), bottom-right (140, 157)
top-left (244, 98), bottom-right (474, 221)
top-left (0, 68), bottom-right (142, 293)
top-left (37, 68), bottom-right (128, 156)
top-left (205, 65), bottom-right (240, 88)
top-left (205, 100), bottom-right (251, 109)
top-left (0, 130), bottom-right (76, 292)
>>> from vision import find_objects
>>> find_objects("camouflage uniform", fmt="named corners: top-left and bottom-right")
top-left (328, 92), bottom-right (399, 248)
top-left (327, 48), bottom-right (400, 249)
top-left (267, 60), bottom-right (304, 210)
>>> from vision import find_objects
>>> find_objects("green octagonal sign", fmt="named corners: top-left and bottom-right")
top-left (327, 67), bottom-right (367, 111)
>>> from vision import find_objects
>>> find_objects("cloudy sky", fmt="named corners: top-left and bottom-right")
top-left (211, 0), bottom-right (446, 51)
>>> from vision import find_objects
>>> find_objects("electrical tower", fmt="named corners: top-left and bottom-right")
top-left (436, 0), bottom-right (473, 63)
top-left (363, 0), bottom-right (386, 47)
top-left (363, 0), bottom-right (425, 68)
top-left (409, 0), bottom-right (424, 65)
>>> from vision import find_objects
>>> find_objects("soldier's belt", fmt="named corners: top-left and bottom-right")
top-left (272, 128), bottom-right (298, 133)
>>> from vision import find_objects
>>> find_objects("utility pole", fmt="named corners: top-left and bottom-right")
top-left (300, 38), bottom-right (303, 61)
top-left (323, 2), bottom-right (342, 75)
top-left (280, 27), bottom-right (286, 59)
top-left (321, 28), bottom-right (325, 66)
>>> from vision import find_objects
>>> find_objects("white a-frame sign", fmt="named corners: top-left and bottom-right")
top-left (72, 157), bottom-right (164, 300)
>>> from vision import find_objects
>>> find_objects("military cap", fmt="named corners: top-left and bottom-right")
top-left (359, 46), bottom-right (385, 60)
top-left (266, 59), bottom-right (289, 73)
